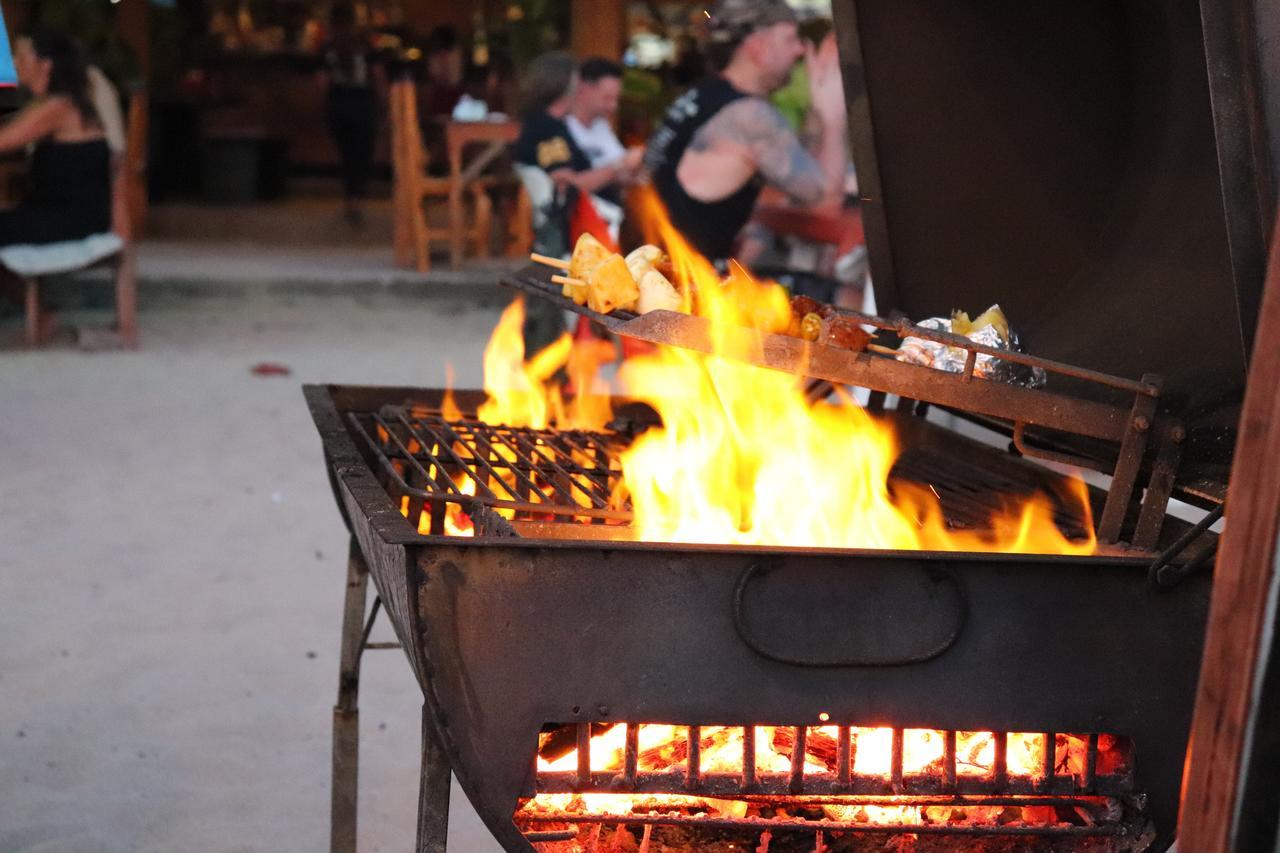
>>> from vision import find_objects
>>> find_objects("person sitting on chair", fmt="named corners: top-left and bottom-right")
top-left (565, 57), bottom-right (643, 209)
top-left (0, 29), bottom-right (109, 248)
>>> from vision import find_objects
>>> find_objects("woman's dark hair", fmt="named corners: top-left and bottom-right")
top-left (521, 51), bottom-right (576, 115)
top-left (26, 29), bottom-right (99, 128)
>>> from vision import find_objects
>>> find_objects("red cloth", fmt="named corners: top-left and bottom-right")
top-left (569, 191), bottom-right (617, 252)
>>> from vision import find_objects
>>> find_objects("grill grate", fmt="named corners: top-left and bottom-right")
top-left (348, 405), bottom-right (629, 528)
top-left (348, 401), bottom-right (1095, 541)
top-left (522, 724), bottom-right (1136, 843)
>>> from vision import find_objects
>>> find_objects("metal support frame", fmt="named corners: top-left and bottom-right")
top-left (332, 537), bottom-right (369, 853)
top-left (416, 704), bottom-right (452, 853)
top-left (1098, 374), bottom-right (1162, 544)
top-left (330, 536), bottom-right (417, 853)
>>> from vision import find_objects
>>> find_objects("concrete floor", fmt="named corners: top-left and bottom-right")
top-left (0, 288), bottom-right (510, 852)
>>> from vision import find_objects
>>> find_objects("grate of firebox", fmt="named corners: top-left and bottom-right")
top-left (347, 401), bottom-right (1095, 542)
top-left (518, 723), bottom-right (1143, 845)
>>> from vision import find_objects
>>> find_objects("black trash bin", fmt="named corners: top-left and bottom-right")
top-left (202, 134), bottom-right (289, 203)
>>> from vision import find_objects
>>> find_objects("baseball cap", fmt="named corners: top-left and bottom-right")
top-left (705, 0), bottom-right (798, 45)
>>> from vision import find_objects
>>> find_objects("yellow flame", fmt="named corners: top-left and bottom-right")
top-left (456, 189), bottom-right (1094, 555)
top-left (607, 188), bottom-right (1095, 554)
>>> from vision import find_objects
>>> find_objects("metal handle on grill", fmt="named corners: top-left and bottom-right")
top-left (731, 559), bottom-right (968, 667)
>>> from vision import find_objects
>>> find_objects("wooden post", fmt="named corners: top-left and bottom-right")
top-left (1178, 215), bottom-right (1280, 849)
top-left (115, 0), bottom-right (150, 82)
top-left (571, 0), bottom-right (627, 60)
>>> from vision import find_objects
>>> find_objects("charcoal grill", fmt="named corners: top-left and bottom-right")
top-left (306, 0), bottom-right (1273, 850)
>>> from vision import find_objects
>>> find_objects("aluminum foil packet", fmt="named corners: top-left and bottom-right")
top-left (896, 305), bottom-right (1047, 388)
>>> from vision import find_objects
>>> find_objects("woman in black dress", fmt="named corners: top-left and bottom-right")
top-left (0, 29), bottom-right (110, 247)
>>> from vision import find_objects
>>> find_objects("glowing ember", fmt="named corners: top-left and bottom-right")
top-left (522, 723), bottom-right (1132, 843)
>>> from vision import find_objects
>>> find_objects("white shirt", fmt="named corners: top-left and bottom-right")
top-left (87, 66), bottom-right (126, 155)
top-left (565, 115), bottom-right (626, 169)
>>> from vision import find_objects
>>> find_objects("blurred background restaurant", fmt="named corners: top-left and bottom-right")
top-left (0, 0), bottom-right (838, 251)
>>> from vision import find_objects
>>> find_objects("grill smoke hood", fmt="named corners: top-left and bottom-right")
top-left (832, 0), bottom-right (1275, 495)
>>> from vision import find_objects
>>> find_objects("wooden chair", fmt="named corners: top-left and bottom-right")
top-left (390, 80), bottom-right (493, 272)
top-left (124, 89), bottom-right (149, 238)
top-left (11, 92), bottom-right (144, 349)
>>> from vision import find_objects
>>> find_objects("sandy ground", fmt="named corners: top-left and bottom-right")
top-left (1, 289), bottom-right (510, 852)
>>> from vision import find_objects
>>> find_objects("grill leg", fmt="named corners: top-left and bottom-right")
top-left (416, 703), bottom-right (451, 853)
top-left (332, 537), bottom-right (369, 853)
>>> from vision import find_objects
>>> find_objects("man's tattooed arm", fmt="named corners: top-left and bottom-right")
top-left (688, 97), bottom-right (828, 206)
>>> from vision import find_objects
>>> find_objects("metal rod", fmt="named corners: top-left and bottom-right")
top-left (1041, 733), bottom-right (1056, 790)
top-left (519, 812), bottom-right (1126, 837)
top-left (742, 726), bottom-right (757, 790)
top-left (686, 726), bottom-right (701, 791)
top-left (890, 728), bottom-right (904, 793)
top-left (624, 724), bottom-right (638, 787)
top-left (538, 770), bottom-right (1131, 799)
top-left (1084, 733), bottom-right (1099, 794)
top-left (836, 726), bottom-right (851, 788)
top-left (789, 727), bottom-right (808, 793)
top-left (524, 830), bottom-right (578, 842)
top-left (578, 723), bottom-right (591, 789)
top-left (943, 730), bottom-right (957, 792)
top-left (993, 732), bottom-right (1009, 790)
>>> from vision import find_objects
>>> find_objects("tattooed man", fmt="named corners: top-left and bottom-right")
top-left (644, 0), bottom-right (847, 262)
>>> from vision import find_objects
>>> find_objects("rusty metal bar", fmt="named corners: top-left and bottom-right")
top-left (1133, 426), bottom-right (1187, 549)
top-left (1098, 374), bottom-right (1162, 543)
top-left (508, 269), bottom-right (1158, 397)
top-left (836, 726), bottom-right (851, 788)
top-left (525, 830), bottom-right (578, 843)
top-left (993, 732), bottom-right (1009, 790)
top-left (742, 726), bottom-right (757, 790)
top-left (686, 726), bottom-right (701, 791)
top-left (890, 728), bottom-right (904, 792)
top-left (1040, 732), bottom-right (1056, 790)
top-left (1084, 733), bottom-right (1100, 793)
top-left (415, 703), bottom-right (450, 853)
top-left (577, 723), bottom-right (591, 789)
top-left (624, 724), bottom-right (638, 787)
top-left (943, 729), bottom-right (957, 792)
top-left (789, 726), bottom-right (808, 793)
top-left (611, 310), bottom-right (1139, 443)
top-left (518, 811), bottom-right (1126, 837)
top-left (331, 538), bottom-right (368, 853)
top-left (538, 770), bottom-right (1132, 799)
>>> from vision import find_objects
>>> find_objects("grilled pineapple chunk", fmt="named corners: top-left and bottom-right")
top-left (637, 268), bottom-right (682, 314)
top-left (586, 254), bottom-right (639, 314)
top-left (568, 233), bottom-right (612, 284)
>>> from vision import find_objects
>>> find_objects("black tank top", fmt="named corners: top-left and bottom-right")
top-left (26, 138), bottom-right (112, 239)
top-left (646, 76), bottom-right (762, 261)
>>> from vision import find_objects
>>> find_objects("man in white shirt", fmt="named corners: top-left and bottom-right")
top-left (565, 57), bottom-right (642, 207)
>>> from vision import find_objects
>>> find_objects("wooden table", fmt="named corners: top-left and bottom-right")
top-left (442, 119), bottom-right (521, 264)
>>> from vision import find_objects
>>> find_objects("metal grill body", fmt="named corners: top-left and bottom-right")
top-left (309, 385), bottom-right (1209, 852)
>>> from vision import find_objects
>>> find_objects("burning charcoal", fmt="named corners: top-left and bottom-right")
top-left (769, 727), bottom-right (839, 771)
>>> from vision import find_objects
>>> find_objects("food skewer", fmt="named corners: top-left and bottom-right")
top-left (550, 274), bottom-right (584, 288)
top-left (530, 252), bottom-right (570, 270)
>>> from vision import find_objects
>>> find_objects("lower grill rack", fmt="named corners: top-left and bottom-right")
top-left (516, 723), bottom-right (1147, 849)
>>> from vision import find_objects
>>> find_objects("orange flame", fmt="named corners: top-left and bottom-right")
top-left (449, 189), bottom-right (1094, 555)
top-left (611, 189), bottom-right (1095, 554)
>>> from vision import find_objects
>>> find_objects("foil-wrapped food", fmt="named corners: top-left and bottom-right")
top-left (896, 305), bottom-right (1047, 388)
